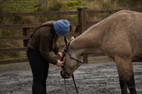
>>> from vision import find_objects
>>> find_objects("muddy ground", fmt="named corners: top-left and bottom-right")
top-left (0, 56), bottom-right (142, 94)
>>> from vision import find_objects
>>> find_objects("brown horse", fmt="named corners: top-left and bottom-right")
top-left (61, 10), bottom-right (142, 94)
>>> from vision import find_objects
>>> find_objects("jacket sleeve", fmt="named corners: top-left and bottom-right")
top-left (53, 44), bottom-right (59, 55)
top-left (39, 34), bottom-right (57, 65)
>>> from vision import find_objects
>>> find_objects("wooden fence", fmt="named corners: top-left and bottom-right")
top-left (0, 7), bottom-right (142, 64)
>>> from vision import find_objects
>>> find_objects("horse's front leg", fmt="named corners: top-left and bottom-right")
top-left (127, 75), bottom-right (137, 94)
top-left (115, 56), bottom-right (137, 94)
top-left (119, 78), bottom-right (127, 94)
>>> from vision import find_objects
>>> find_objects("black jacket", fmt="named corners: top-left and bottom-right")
top-left (28, 24), bottom-right (59, 65)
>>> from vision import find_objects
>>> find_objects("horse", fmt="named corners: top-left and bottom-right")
top-left (60, 10), bottom-right (142, 94)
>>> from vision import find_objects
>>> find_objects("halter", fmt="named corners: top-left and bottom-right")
top-left (67, 51), bottom-right (83, 64)
top-left (62, 37), bottom-right (83, 64)
top-left (61, 36), bottom-right (83, 94)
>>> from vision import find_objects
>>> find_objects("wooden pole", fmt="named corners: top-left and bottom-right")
top-left (77, 6), bottom-right (88, 34)
top-left (77, 6), bottom-right (88, 63)
top-left (22, 28), bottom-right (29, 47)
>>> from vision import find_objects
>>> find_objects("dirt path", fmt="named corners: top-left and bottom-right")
top-left (0, 61), bottom-right (142, 94)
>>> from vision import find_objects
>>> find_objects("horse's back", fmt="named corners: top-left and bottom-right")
top-left (98, 10), bottom-right (142, 58)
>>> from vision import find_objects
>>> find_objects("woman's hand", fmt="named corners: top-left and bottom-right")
top-left (57, 52), bottom-right (63, 60)
top-left (56, 59), bottom-right (64, 67)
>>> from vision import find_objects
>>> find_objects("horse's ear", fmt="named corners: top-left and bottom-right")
top-left (64, 36), bottom-right (69, 46)
top-left (64, 36), bottom-right (75, 46)
top-left (70, 36), bottom-right (75, 40)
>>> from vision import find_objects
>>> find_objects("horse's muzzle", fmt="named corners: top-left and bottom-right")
top-left (60, 70), bottom-right (71, 79)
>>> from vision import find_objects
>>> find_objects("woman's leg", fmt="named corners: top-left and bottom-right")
top-left (27, 48), bottom-right (49, 94)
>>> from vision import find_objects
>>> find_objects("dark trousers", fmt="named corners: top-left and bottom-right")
top-left (27, 48), bottom-right (49, 94)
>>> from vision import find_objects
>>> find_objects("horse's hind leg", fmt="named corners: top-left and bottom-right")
top-left (115, 56), bottom-right (137, 94)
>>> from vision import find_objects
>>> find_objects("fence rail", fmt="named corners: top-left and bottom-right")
top-left (0, 59), bottom-right (28, 65)
top-left (0, 22), bottom-right (77, 29)
top-left (0, 24), bottom-right (41, 28)
top-left (0, 44), bottom-right (65, 52)
top-left (0, 7), bottom-right (142, 64)
top-left (1, 8), bottom-right (141, 17)
top-left (0, 36), bottom-right (29, 40)
top-left (0, 11), bottom-right (78, 16)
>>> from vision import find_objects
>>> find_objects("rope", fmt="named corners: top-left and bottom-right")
top-left (64, 79), bottom-right (69, 94)
top-left (64, 74), bottom-right (79, 94)
top-left (72, 74), bottom-right (79, 94)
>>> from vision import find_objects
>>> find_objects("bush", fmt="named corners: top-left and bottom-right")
top-left (111, 0), bottom-right (142, 8)
top-left (63, 0), bottom-right (83, 9)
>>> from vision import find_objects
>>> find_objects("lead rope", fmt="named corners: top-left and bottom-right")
top-left (64, 79), bottom-right (69, 94)
top-left (72, 74), bottom-right (79, 94)
top-left (64, 74), bottom-right (79, 94)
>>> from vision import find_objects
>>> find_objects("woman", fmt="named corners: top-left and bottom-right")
top-left (27, 20), bottom-right (70, 94)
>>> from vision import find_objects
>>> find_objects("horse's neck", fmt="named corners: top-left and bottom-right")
top-left (70, 26), bottom-right (103, 55)
top-left (71, 26), bottom-right (101, 50)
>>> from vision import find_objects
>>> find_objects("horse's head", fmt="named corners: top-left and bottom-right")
top-left (60, 36), bottom-right (82, 79)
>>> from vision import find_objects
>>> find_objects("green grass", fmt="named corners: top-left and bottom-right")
top-left (0, 0), bottom-right (39, 12)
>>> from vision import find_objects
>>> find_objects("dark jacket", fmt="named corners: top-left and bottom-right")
top-left (28, 24), bottom-right (59, 65)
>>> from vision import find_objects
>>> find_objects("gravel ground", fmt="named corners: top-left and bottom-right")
top-left (0, 58), bottom-right (142, 94)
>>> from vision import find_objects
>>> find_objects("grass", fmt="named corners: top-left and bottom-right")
top-left (0, 0), bottom-right (39, 12)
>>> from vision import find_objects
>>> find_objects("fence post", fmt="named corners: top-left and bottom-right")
top-left (77, 6), bottom-right (88, 63)
top-left (23, 28), bottom-right (29, 47)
